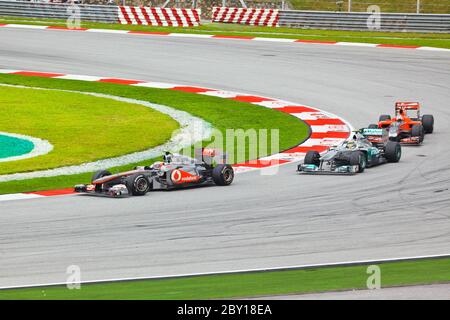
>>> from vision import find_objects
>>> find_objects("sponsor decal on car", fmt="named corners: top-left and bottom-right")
top-left (171, 169), bottom-right (201, 184)
top-left (363, 128), bottom-right (384, 136)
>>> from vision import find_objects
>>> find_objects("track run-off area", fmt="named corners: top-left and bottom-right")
top-left (0, 27), bottom-right (449, 288)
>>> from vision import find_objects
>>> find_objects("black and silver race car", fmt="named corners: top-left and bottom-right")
top-left (74, 149), bottom-right (234, 197)
top-left (297, 128), bottom-right (401, 175)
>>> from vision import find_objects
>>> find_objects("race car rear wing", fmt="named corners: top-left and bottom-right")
top-left (360, 128), bottom-right (388, 146)
top-left (395, 102), bottom-right (421, 119)
top-left (194, 148), bottom-right (228, 166)
top-left (395, 102), bottom-right (420, 110)
top-left (361, 128), bottom-right (384, 136)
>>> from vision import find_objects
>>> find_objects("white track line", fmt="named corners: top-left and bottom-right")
top-left (1, 24), bottom-right (449, 52)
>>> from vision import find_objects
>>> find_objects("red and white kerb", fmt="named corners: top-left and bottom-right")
top-left (0, 69), bottom-right (351, 200)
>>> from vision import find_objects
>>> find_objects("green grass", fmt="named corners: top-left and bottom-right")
top-left (290, 0), bottom-right (450, 14)
top-left (0, 74), bottom-right (308, 194)
top-left (1, 17), bottom-right (450, 49)
top-left (0, 257), bottom-right (448, 299)
top-left (0, 85), bottom-right (178, 175)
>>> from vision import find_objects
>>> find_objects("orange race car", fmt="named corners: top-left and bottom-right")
top-left (369, 102), bottom-right (434, 145)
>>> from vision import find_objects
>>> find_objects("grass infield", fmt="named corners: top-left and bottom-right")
top-left (1, 17), bottom-right (450, 49)
top-left (0, 85), bottom-right (178, 175)
top-left (0, 74), bottom-right (308, 194)
top-left (0, 257), bottom-right (448, 299)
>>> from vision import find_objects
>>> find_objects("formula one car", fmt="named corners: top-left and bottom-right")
top-left (297, 128), bottom-right (401, 175)
top-left (370, 102), bottom-right (434, 145)
top-left (74, 149), bottom-right (234, 197)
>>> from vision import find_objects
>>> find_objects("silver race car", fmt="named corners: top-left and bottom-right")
top-left (74, 149), bottom-right (234, 197)
top-left (297, 128), bottom-right (401, 175)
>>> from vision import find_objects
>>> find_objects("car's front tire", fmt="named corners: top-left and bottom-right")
top-left (379, 115), bottom-right (391, 122)
top-left (412, 124), bottom-right (425, 143)
top-left (304, 151), bottom-right (321, 166)
top-left (92, 170), bottom-right (112, 182)
top-left (92, 170), bottom-right (112, 192)
top-left (126, 174), bottom-right (151, 196)
top-left (350, 151), bottom-right (366, 173)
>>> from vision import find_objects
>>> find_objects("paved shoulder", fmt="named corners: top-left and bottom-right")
top-left (252, 283), bottom-right (450, 300)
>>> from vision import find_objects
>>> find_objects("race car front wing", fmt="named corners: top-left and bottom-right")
top-left (297, 163), bottom-right (359, 175)
top-left (74, 184), bottom-right (129, 197)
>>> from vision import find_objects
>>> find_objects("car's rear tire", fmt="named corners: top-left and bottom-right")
top-left (125, 174), bottom-right (150, 196)
top-left (379, 115), bottom-right (391, 122)
top-left (412, 124), bottom-right (425, 143)
top-left (422, 115), bottom-right (434, 134)
top-left (385, 141), bottom-right (401, 163)
top-left (368, 124), bottom-right (379, 129)
top-left (349, 151), bottom-right (366, 173)
top-left (212, 164), bottom-right (234, 186)
top-left (304, 151), bottom-right (321, 166)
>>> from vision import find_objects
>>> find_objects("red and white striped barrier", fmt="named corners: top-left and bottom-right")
top-left (212, 7), bottom-right (279, 27)
top-left (0, 69), bottom-right (351, 201)
top-left (118, 7), bottom-right (201, 27)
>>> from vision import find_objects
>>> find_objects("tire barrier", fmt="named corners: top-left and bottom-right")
top-left (118, 6), bottom-right (201, 27)
top-left (212, 7), bottom-right (279, 27)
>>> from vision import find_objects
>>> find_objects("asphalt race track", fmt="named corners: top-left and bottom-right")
top-left (1, 28), bottom-right (450, 287)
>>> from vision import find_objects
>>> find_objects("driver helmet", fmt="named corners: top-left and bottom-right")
top-left (346, 141), bottom-right (356, 149)
top-left (151, 161), bottom-right (163, 170)
top-left (163, 152), bottom-right (173, 163)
